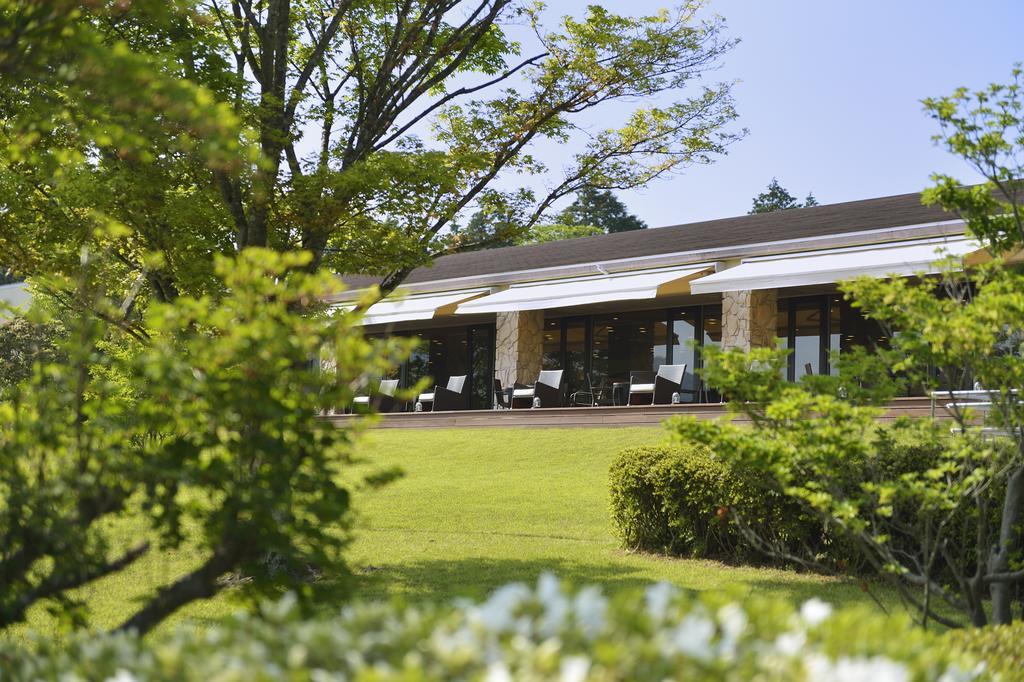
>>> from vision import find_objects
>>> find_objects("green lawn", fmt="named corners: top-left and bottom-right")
top-left (18, 426), bottom-right (881, 638)
top-left (347, 427), bottom-right (871, 606)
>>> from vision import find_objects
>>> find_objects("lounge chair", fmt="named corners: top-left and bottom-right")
top-left (353, 378), bottom-right (400, 413)
top-left (628, 364), bottom-right (687, 405)
top-left (416, 375), bottom-right (468, 412)
top-left (569, 373), bottom-right (608, 407)
top-left (493, 378), bottom-right (510, 409)
top-left (511, 369), bottom-right (564, 408)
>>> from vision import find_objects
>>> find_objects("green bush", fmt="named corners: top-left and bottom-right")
top-left (0, 578), bottom-right (984, 681)
top-left (609, 444), bottom-right (817, 562)
top-left (949, 621), bottom-right (1024, 681)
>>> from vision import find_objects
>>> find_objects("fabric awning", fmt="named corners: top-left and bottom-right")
top-left (689, 237), bottom-right (978, 295)
top-left (455, 264), bottom-right (714, 315)
top-left (345, 288), bottom-right (489, 326)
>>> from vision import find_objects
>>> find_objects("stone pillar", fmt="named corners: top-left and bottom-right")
top-left (721, 289), bottom-right (777, 351)
top-left (494, 310), bottom-right (544, 386)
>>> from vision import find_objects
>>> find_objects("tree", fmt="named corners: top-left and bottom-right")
top-left (526, 223), bottom-right (604, 243)
top-left (456, 209), bottom-right (518, 250)
top-left (672, 67), bottom-right (1024, 629)
top-left (748, 178), bottom-right (817, 214)
top-left (0, 248), bottom-right (410, 635)
top-left (0, 0), bottom-right (742, 311)
top-left (0, 316), bottom-right (64, 390)
top-left (558, 187), bottom-right (647, 233)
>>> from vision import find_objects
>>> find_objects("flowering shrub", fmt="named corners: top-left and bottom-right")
top-left (0, 576), bottom-right (984, 681)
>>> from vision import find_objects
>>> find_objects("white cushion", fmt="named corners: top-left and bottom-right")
top-left (353, 396), bottom-right (370, 404)
top-left (630, 383), bottom-right (655, 393)
top-left (418, 392), bottom-right (435, 401)
top-left (512, 388), bottom-right (535, 398)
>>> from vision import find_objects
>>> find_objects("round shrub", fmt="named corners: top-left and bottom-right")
top-left (0, 578), bottom-right (983, 681)
top-left (609, 444), bottom-right (817, 562)
top-left (946, 620), bottom-right (1024, 681)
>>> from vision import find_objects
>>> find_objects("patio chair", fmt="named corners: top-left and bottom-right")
top-left (569, 373), bottom-right (608, 407)
top-left (352, 378), bottom-right (400, 413)
top-left (652, 364), bottom-right (687, 405)
top-left (511, 369), bottom-right (564, 408)
top-left (416, 375), bottom-right (468, 412)
top-left (626, 370), bottom-right (655, 406)
top-left (493, 378), bottom-right (510, 409)
top-left (628, 365), bottom-right (688, 406)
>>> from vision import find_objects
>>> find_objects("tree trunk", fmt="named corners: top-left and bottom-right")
top-left (989, 464), bottom-right (1024, 624)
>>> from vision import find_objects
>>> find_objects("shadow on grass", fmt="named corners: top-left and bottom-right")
top-left (348, 555), bottom-right (880, 611)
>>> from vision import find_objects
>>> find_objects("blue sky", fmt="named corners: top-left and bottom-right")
top-left (527, 1), bottom-right (1022, 227)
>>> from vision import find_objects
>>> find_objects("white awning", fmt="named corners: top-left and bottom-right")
top-left (0, 282), bottom-right (30, 319)
top-left (343, 288), bottom-right (489, 326)
top-left (689, 237), bottom-right (978, 295)
top-left (455, 264), bottom-right (714, 315)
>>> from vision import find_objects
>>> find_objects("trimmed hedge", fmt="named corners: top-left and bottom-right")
top-left (0, 578), bottom-right (984, 680)
top-left (948, 621), bottom-right (1024, 681)
top-left (609, 443), bottom-right (821, 563)
top-left (610, 426), bottom-right (965, 571)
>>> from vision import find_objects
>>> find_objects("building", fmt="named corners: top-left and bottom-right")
top-left (331, 191), bottom-right (975, 411)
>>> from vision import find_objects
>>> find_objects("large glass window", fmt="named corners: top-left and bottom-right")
top-left (591, 311), bottom-right (668, 385)
top-left (395, 324), bottom-right (494, 410)
top-left (669, 309), bottom-right (699, 401)
top-left (792, 300), bottom-right (823, 381)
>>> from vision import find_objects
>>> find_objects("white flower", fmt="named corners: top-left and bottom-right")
top-left (774, 630), bottom-right (807, 657)
top-left (537, 573), bottom-right (570, 637)
top-left (937, 663), bottom-right (986, 682)
top-left (716, 603), bottom-right (748, 660)
top-left (573, 586), bottom-right (608, 639)
top-left (669, 614), bottom-right (716, 662)
top-left (560, 655), bottom-right (591, 682)
top-left (485, 661), bottom-right (513, 682)
top-left (474, 583), bottom-right (531, 633)
top-left (644, 582), bottom-right (676, 623)
top-left (804, 654), bottom-right (910, 682)
top-left (105, 671), bottom-right (137, 682)
top-left (799, 598), bottom-right (833, 627)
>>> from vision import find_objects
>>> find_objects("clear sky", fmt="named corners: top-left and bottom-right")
top-left (528, 0), bottom-right (1022, 228)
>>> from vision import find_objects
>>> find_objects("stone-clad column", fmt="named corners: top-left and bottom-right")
top-left (494, 310), bottom-right (544, 386)
top-left (721, 289), bottom-right (777, 351)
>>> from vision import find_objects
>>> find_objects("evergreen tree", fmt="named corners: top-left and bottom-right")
top-left (558, 188), bottom-right (647, 233)
top-left (749, 178), bottom-right (817, 214)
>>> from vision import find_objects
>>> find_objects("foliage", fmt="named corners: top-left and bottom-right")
top-left (949, 621), bottom-right (1024, 682)
top-left (0, 248), bottom-right (409, 636)
top-left (0, 315), bottom-right (64, 390)
top-left (608, 444), bottom-right (815, 563)
top-left (1, 0), bottom-right (742, 304)
top-left (668, 66), bottom-right (1024, 630)
top-left (0, 578), bottom-right (983, 681)
top-left (923, 64), bottom-right (1024, 254)
top-left (457, 209), bottom-right (519, 250)
top-left (558, 186), bottom-right (647, 233)
top-left (527, 223), bottom-right (605, 244)
top-left (748, 178), bottom-right (817, 214)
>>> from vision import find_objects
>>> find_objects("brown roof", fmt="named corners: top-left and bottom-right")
top-left (342, 191), bottom-right (954, 289)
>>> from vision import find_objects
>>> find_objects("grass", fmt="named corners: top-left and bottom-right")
top-left (16, 426), bottom-right (882, 639)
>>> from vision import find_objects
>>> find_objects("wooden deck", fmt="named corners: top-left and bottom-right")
top-left (323, 396), bottom-right (938, 429)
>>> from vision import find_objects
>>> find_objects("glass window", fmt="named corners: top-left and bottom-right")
top-left (701, 305), bottom-right (722, 402)
top-left (669, 309), bottom-right (699, 402)
top-left (542, 319), bottom-right (561, 372)
top-left (793, 301), bottom-right (822, 381)
top-left (829, 296), bottom-right (842, 376)
top-left (591, 311), bottom-right (668, 386)
top-left (564, 318), bottom-right (588, 398)
top-left (469, 325), bottom-right (494, 409)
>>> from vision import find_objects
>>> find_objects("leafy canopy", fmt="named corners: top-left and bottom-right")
top-left (674, 66), bottom-right (1024, 629)
top-left (0, 248), bottom-right (409, 635)
top-left (748, 178), bottom-right (817, 214)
